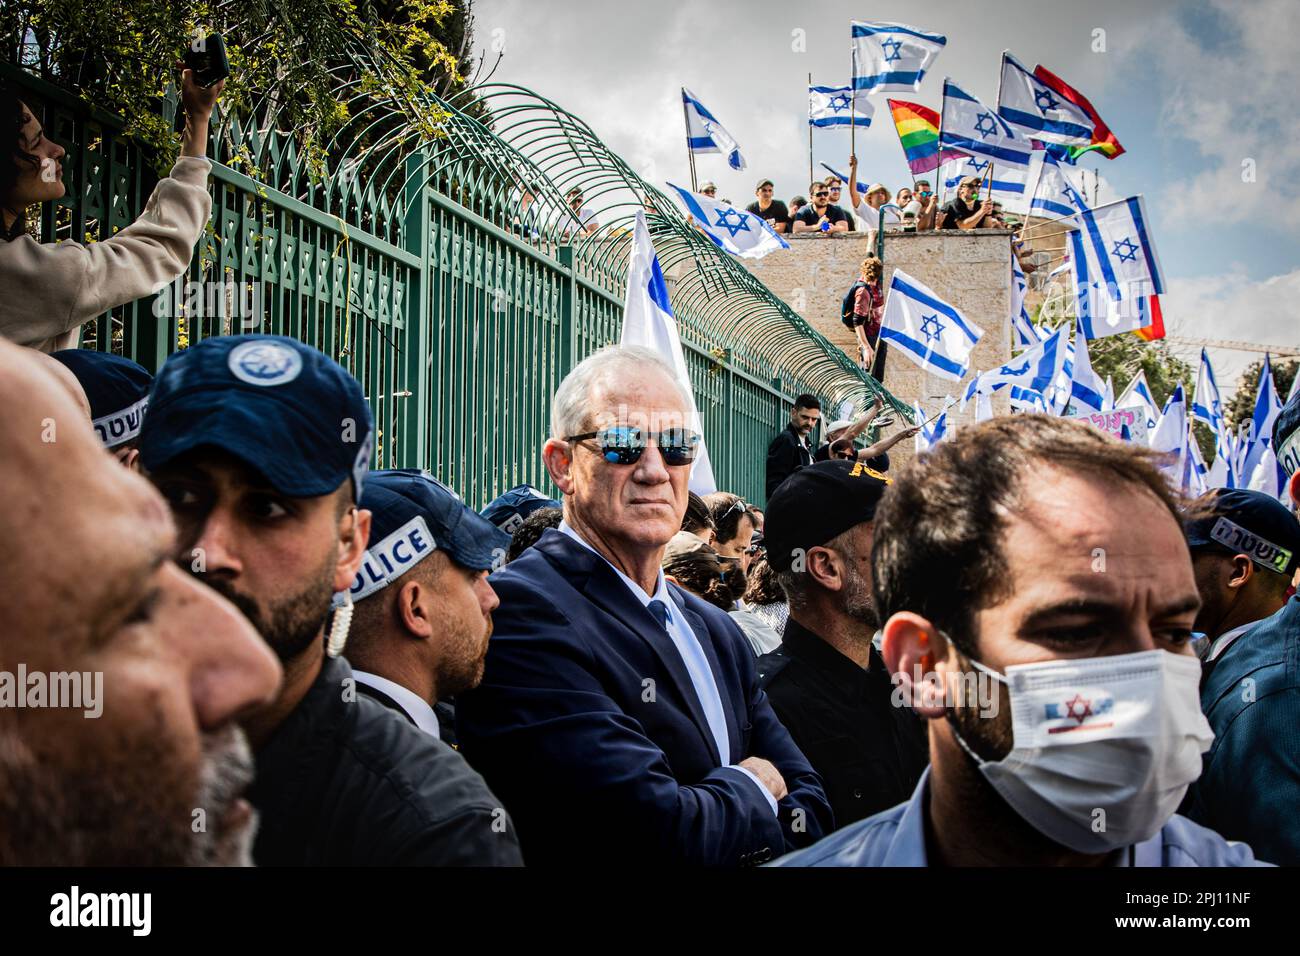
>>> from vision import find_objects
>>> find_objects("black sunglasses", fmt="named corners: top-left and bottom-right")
top-left (566, 425), bottom-right (701, 466)
top-left (718, 496), bottom-right (753, 525)
top-left (813, 191), bottom-right (829, 198)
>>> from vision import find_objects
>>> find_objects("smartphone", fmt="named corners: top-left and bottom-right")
top-left (175, 32), bottom-right (229, 131)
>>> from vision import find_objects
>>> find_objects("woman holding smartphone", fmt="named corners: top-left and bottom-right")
top-left (0, 66), bottom-right (221, 352)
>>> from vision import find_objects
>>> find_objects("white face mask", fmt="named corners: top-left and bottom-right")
top-left (950, 649), bottom-right (1214, 854)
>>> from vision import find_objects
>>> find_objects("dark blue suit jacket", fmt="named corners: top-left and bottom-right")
top-left (456, 528), bottom-right (832, 866)
top-left (1182, 596), bottom-right (1300, 865)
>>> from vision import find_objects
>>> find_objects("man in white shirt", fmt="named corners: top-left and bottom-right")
top-left (345, 469), bottom-right (511, 744)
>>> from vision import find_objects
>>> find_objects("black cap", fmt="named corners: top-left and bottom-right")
top-left (1185, 488), bottom-right (1300, 577)
top-left (50, 349), bottom-right (153, 447)
top-left (764, 460), bottom-right (891, 572)
top-left (1275, 388), bottom-right (1300, 483)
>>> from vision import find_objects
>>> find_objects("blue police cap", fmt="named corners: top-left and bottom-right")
top-left (1185, 488), bottom-right (1300, 577)
top-left (138, 335), bottom-right (373, 500)
top-left (1274, 388), bottom-right (1300, 484)
top-left (479, 484), bottom-right (561, 534)
top-left (343, 469), bottom-right (511, 603)
top-left (49, 349), bottom-right (153, 448)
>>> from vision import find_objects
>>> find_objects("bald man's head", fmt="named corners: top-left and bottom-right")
top-left (0, 339), bottom-right (281, 865)
top-left (30, 348), bottom-right (91, 421)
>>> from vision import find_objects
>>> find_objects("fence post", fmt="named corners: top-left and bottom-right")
top-left (558, 243), bottom-right (577, 374)
top-left (401, 151), bottom-right (431, 470)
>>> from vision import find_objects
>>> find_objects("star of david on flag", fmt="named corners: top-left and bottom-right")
top-left (809, 85), bottom-right (875, 129)
top-left (880, 268), bottom-right (984, 382)
top-left (851, 20), bottom-right (946, 93)
top-left (682, 87), bottom-right (746, 171)
top-left (963, 324), bottom-right (1071, 409)
top-left (941, 78), bottom-right (1033, 168)
top-left (997, 52), bottom-right (1096, 146)
top-left (665, 182), bottom-right (789, 260)
top-left (1068, 194), bottom-right (1167, 339)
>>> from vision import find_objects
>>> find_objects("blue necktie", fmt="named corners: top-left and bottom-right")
top-left (648, 599), bottom-right (671, 631)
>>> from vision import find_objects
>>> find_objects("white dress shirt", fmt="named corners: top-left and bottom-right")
top-left (557, 521), bottom-right (777, 814)
top-left (352, 669), bottom-right (441, 739)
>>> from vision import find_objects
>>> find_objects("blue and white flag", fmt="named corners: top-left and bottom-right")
top-left (997, 52), bottom-right (1095, 146)
top-left (1069, 317), bottom-right (1108, 413)
top-left (912, 400), bottom-right (950, 453)
top-left (1246, 443), bottom-right (1289, 502)
top-left (1028, 152), bottom-right (1087, 220)
top-left (940, 79), bottom-right (1034, 169)
top-left (1044, 335), bottom-right (1076, 415)
top-left (939, 153), bottom-right (1031, 212)
top-left (1010, 255), bottom-right (1042, 348)
top-left (666, 182), bottom-right (790, 260)
top-left (820, 162), bottom-right (869, 195)
top-left (1103, 376), bottom-right (1116, 412)
top-left (1117, 370), bottom-right (1159, 431)
top-left (620, 210), bottom-right (716, 494)
top-left (1149, 384), bottom-right (1188, 486)
top-left (809, 86), bottom-right (874, 128)
top-left (682, 87), bottom-right (746, 171)
top-left (1240, 354), bottom-right (1284, 482)
top-left (1009, 385), bottom-right (1049, 413)
top-left (879, 268), bottom-right (985, 382)
top-left (1069, 195), bottom-right (1166, 337)
top-left (1193, 348), bottom-right (1235, 488)
top-left (964, 324), bottom-right (1071, 406)
top-left (851, 21), bottom-right (946, 94)
top-left (1185, 429), bottom-right (1210, 496)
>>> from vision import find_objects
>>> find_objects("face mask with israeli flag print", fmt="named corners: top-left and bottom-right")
top-left (948, 649), bottom-right (1213, 854)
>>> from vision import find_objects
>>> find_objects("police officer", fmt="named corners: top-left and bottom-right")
top-left (50, 348), bottom-right (152, 469)
top-left (480, 483), bottom-right (561, 535)
top-left (1180, 400), bottom-right (1300, 865)
top-left (139, 335), bottom-right (522, 866)
top-left (346, 469), bottom-right (510, 748)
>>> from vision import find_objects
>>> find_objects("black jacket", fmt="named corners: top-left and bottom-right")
top-left (757, 618), bottom-right (929, 827)
top-left (766, 423), bottom-right (813, 499)
top-left (249, 655), bottom-right (523, 866)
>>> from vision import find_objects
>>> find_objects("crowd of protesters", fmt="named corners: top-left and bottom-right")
top-left (4, 72), bottom-right (1300, 871)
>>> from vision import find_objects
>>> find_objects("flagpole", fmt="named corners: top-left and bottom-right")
top-left (937, 79), bottom-right (947, 206)
top-left (681, 89), bottom-right (699, 193)
top-left (808, 72), bottom-right (815, 189)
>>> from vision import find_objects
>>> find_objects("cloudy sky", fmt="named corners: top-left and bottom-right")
top-left (470, 0), bottom-right (1299, 397)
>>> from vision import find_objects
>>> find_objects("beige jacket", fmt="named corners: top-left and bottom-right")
top-left (0, 156), bottom-right (212, 353)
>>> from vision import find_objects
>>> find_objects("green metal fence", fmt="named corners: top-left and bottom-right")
top-left (4, 52), bottom-right (908, 507)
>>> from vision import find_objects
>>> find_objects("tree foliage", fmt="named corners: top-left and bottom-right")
top-left (2, 0), bottom-right (477, 174)
top-left (1224, 358), bottom-right (1298, 428)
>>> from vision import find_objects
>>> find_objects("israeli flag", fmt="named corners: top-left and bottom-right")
top-left (879, 268), bottom-right (985, 382)
top-left (1149, 384), bottom-right (1188, 485)
top-left (912, 400), bottom-right (950, 453)
top-left (1246, 443), bottom-right (1289, 502)
top-left (682, 87), bottom-right (746, 171)
top-left (1240, 354), bottom-right (1284, 483)
top-left (620, 210), bottom-right (717, 494)
top-left (809, 86), bottom-right (874, 128)
top-left (965, 324), bottom-right (1070, 406)
top-left (1193, 348), bottom-right (1235, 488)
top-left (1069, 317), bottom-right (1108, 413)
top-left (1117, 370), bottom-right (1160, 431)
top-left (1044, 336), bottom-right (1076, 415)
top-left (940, 79), bottom-right (1034, 169)
top-left (666, 182), bottom-right (789, 260)
top-left (820, 162), bottom-right (869, 195)
top-left (1185, 431), bottom-right (1210, 496)
top-left (997, 52), bottom-right (1095, 146)
top-left (1009, 385), bottom-right (1049, 413)
top-left (851, 21), bottom-right (946, 94)
top-left (940, 153), bottom-right (1031, 213)
top-left (1069, 195), bottom-right (1166, 326)
top-left (1103, 376), bottom-right (1116, 412)
top-left (1011, 255), bottom-right (1045, 348)
top-left (1028, 152), bottom-right (1087, 221)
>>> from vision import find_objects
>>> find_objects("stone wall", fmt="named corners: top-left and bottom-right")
top-left (743, 229), bottom-right (1014, 469)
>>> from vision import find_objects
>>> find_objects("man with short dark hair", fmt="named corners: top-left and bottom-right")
top-left (938, 175), bottom-right (994, 230)
top-left (774, 416), bottom-right (1267, 866)
top-left (766, 393), bottom-right (821, 498)
top-left (345, 469), bottom-right (511, 755)
top-left (758, 461), bottom-right (929, 827)
top-left (1179, 400), bottom-right (1300, 865)
top-left (746, 179), bottom-right (791, 234)
top-left (140, 335), bottom-right (522, 866)
top-left (791, 182), bottom-right (849, 235)
top-left (822, 174), bottom-right (855, 232)
top-left (704, 492), bottom-right (759, 579)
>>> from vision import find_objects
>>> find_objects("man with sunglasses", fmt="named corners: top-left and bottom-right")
top-left (822, 175), bottom-right (856, 232)
top-left (457, 345), bottom-right (832, 866)
top-left (791, 181), bottom-right (850, 235)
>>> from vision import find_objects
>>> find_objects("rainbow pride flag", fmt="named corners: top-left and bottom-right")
top-left (887, 98), bottom-right (966, 175)
top-left (1133, 295), bottom-right (1166, 341)
top-left (1033, 64), bottom-right (1124, 161)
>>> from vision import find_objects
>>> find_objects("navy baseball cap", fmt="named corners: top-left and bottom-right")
top-left (342, 469), bottom-right (511, 604)
top-left (1275, 388), bottom-right (1300, 485)
top-left (139, 335), bottom-right (373, 500)
top-left (49, 349), bottom-right (153, 448)
top-left (480, 484), bottom-right (561, 534)
top-left (765, 459), bottom-right (891, 572)
top-left (1185, 488), bottom-right (1300, 577)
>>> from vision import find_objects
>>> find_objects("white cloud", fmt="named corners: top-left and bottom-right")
top-left (1160, 267), bottom-right (1300, 395)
